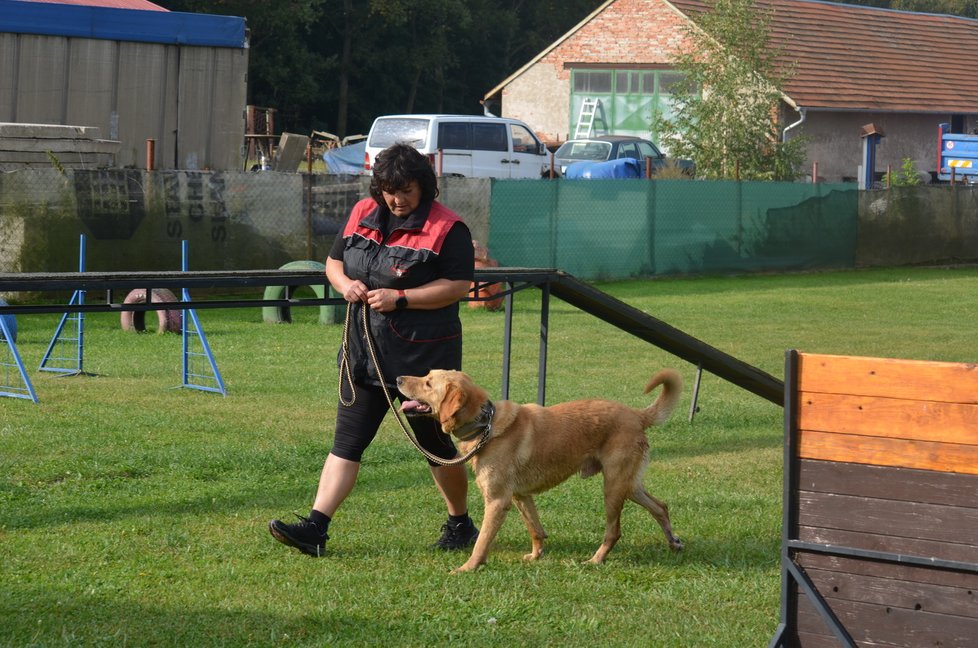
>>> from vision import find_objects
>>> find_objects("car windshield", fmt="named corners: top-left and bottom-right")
top-left (368, 118), bottom-right (429, 149)
top-left (555, 141), bottom-right (612, 162)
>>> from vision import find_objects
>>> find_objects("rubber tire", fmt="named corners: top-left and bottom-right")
top-left (0, 298), bottom-right (16, 342)
top-left (121, 289), bottom-right (182, 333)
top-left (262, 260), bottom-right (340, 325)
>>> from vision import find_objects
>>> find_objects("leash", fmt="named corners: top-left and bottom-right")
top-left (338, 302), bottom-right (493, 466)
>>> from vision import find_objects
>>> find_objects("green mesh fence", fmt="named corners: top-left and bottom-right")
top-left (488, 179), bottom-right (859, 279)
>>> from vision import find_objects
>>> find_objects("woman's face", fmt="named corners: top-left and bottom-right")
top-left (381, 181), bottom-right (422, 217)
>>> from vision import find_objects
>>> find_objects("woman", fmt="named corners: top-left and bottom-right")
top-left (269, 143), bottom-right (478, 557)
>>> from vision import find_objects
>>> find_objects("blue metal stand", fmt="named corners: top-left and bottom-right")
top-left (0, 315), bottom-right (38, 402)
top-left (180, 241), bottom-right (226, 395)
top-left (39, 235), bottom-right (88, 375)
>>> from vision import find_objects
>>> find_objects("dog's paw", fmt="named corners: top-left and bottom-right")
top-left (669, 537), bottom-right (684, 552)
top-left (450, 561), bottom-right (483, 574)
top-left (522, 549), bottom-right (544, 561)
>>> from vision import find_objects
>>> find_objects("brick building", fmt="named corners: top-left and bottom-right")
top-left (484, 0), bottom-right (978, 182)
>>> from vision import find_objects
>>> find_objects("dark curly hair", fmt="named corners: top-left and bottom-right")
top-left (368, 143), bottom-right (439, 205)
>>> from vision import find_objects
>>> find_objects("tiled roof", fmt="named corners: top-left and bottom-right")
top-left (15, 0), bottom-right (167, 10)
top-left (668, 0), bottom-right (978, 113)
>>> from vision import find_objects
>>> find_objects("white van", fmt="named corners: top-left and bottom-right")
top-left (364, 114), bottom-right (551, 179)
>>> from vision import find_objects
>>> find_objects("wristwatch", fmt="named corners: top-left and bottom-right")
top-left (395, 289), bottom-right (408, 310)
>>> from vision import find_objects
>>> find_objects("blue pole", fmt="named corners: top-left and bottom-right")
top-left (77, 234), bottom-right (86, 373)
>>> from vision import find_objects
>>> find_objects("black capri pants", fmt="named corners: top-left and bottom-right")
top-left (330, 380), bottom-right (459, 465)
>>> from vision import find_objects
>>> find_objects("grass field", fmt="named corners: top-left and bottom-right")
top-left (2, 266), bottom-right (977, 647)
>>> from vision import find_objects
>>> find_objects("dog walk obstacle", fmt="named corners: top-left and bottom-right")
top-left (0, 267), bottom-right (783, 412)
top-left (769, 351), bottom-right (978, 647)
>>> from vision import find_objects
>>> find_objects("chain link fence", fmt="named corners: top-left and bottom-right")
top-left (0, 170), bottom-right (490, 279)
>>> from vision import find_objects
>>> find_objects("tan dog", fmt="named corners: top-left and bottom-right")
top-left (396, 369), bottom-right (684, 572)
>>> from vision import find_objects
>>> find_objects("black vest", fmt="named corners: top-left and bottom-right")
top-left (337, 198), bottom-right (466, 387)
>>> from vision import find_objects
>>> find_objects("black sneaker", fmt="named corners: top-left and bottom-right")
top-left (269, 515), bottom-right (328, 557)
top-left (431, 518), bottom-right (479, 551)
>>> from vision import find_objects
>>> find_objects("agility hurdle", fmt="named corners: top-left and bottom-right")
top-left (770, 351), bottom-right (978, 647)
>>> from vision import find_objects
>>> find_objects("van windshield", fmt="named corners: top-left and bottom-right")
top-left (368, 118), bottom-right (429, 149)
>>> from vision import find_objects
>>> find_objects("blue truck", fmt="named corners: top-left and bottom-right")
top-left (937, 123), bottom-right (978, 183)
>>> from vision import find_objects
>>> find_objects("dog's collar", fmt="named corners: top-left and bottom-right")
top-left (453, 401), bottom-right (495, 442)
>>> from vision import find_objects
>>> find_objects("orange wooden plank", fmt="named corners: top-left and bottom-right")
top-left (798, 429), bottom-right (978, 474)
top-left (798, 392), bottom-right (978, 446)
top-left (797, 353), bottom-right (978, 403)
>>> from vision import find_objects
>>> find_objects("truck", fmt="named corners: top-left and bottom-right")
top-left (937, 122), bottom-right (978, 183)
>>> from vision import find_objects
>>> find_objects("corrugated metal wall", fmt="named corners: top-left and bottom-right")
top-left (0, 2), bottom-right (248, 171)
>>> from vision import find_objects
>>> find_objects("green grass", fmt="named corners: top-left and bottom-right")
top-left (2, 266), bottom-right (977, 646)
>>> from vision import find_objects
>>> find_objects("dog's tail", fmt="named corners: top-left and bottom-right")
top-left (642, 369), bottom-right (683, 427)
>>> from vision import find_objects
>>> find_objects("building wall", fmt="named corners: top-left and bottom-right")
top-left (499, 0), bottom-right (691, 143)
top-left (796, 112), bottom-right (953, 183)
top-left (0, 33), bottom-right (247, 171)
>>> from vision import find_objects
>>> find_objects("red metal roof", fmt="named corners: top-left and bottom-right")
top-left (668, 0), bottom-right (978, 113)
top-left (15, 0), bottom-right (167, 10)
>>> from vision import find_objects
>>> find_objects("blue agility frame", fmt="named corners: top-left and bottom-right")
top-left (0, 315), bottom-right (38, 402)
top-left (39, 236), bottom-right (88, 376)
top-left (180, 241), bottom-right (226, 396)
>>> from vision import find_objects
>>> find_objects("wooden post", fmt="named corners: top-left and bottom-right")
top-left (146, 139), bottom-right (155, 170)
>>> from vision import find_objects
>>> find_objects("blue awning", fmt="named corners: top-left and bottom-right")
top-left (0, 0), bottom-right (247, 48)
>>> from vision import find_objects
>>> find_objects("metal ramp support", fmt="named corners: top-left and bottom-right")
top-left (574, 98), bottom-right (608, 139)
top-left (39, 235), bottom-right (89, 376)
top-left (0, 316), bottom-right (38, 402)
top-left (180, 241), bottom-right (226, 395)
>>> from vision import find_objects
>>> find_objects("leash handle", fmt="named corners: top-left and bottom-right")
top-left (338, 302), bottom-right (488, 466)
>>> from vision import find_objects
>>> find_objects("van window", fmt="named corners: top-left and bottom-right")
top-left (436, 122), bottom-right (508, 152)
top-left (368, 118), bottom-right (429, 149)
top-left (438, 123), bottom-right (469, 149)
top-left (472, 123), bottom-right (507, 151)
top-left (510, 123), bottom-right (539, 154)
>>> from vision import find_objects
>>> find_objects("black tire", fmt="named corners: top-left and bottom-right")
top-left (262, 260), bottom-right (340, 325)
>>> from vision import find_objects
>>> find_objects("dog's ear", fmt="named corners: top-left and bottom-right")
top-left (439, 383), bottom-right (466, 434)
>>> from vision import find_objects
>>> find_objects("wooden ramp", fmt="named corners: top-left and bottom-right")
top-left (771, 351), bottom-right (978, 647)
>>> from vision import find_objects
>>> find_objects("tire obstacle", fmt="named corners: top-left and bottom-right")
top-left (770, 351), bottom-right (978, 647)
top-left (262, 260), bottom-right (340, 325)
top-left (120, 288), bottom-right (182, 333)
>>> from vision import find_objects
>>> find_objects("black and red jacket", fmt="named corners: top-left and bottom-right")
top-left (331, 197), bottom-right (474, 388)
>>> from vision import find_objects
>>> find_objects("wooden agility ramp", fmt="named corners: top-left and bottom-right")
top-left (771, 351), bottom-right (978, 647)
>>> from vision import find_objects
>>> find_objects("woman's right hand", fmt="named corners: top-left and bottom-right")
top-left (341, 280), bottom-right (369, 304)
top-left (326, 257), bottom-right (367, 304)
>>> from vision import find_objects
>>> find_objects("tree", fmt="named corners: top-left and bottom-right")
top-left (653, 0), bottom-right (806, 180)
top-left (843, 0), bottom-right (978, 18)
